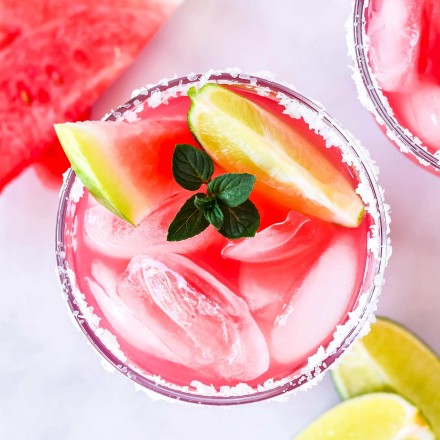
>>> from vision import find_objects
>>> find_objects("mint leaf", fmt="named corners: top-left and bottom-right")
top-left (194, 194), bottom-right (216, 210)
top-left (167, 193), bottom-right (209, 241)
top-left (219, 199), bottom-right (260, 239)
top-left (207, 173), bottom-right (256, 207)
top-left (172, 144), bottom-right (214, 191)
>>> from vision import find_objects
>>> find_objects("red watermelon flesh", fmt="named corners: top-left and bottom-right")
top-left (34, 140), bottom-right (75, 189)
top-left (0, 0), bottom-right (183, 192)
top-left (34, 109), bottom-right (91, 188)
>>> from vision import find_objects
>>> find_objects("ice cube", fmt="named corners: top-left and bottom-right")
top-left (106, 251), bottom-right (269, 381)
top-left (399, 81), bottom-right (440, 149)
top-left (237, 258), bottom-right (316, 320)
top-left (235, 211), bottom-right (331, 319)
top-left (86, 264), bottom-right (180, 363)
top-left (222, 211), bottom-right (330, 263)
top-left (84, 192), bottom-right (222, 258)
top-left (367, 0), bottom-right (423, 91)
top-left (270, 235), bottom-right (358, 365)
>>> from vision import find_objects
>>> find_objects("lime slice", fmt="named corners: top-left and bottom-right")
top-left (54, 118), bottom-right (191, 225)
top-left (188, 84), bottom-right (364, 227)
top-left (332, 318), bottom-right (440, 437)
top-left (294, 393), bottom-right (434, 440)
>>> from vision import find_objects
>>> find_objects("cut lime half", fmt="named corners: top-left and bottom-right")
top-left (294, 393), bottom-right (435, 440)
top-left (332, 317), bottom-right (440, 437)
top-left (188, 84), bottom-right (364, 227)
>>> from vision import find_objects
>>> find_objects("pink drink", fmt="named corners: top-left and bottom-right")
top-left (353, 0), bottom-right (440, 172)
top-left (57, 72), bottom-right (389, 403)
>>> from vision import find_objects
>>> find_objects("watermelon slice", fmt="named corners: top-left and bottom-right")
top-left (34, 109), bottom-right (91, 188)
top-left (54, 117), bottom-right (197, 225)
top-left (0, 0), bottom-right (183, 192)
top-left (34, 139), bottom-right (74, 189)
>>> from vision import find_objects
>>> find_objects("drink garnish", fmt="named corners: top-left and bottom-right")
top-left (188, 84), bottom-right (365, 228)
top-left (167, 144), bottom-right (260, 241)
top-left (54, 118), bottom-right (194, 225)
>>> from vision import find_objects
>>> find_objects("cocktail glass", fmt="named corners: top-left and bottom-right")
top-left (55, 70), bottom-right (390, 405)
top-left (349, 0), bottom-right (440, 174)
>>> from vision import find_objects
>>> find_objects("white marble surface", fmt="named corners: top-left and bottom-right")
top-left (1, 0), bottom-right (439, 438)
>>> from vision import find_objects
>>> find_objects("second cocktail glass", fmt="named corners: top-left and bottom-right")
top-left (350, 0), bottom-right (440, 174)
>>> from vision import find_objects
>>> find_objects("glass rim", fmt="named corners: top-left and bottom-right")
top-left (351, 0), bottom-right (440, 173)
top-left (55, 70), bottom-right (390, 405)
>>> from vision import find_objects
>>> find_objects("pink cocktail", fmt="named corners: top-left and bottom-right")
top-left (56, 71), bottom-right (390, 404)
top-left (351, 0), bottom-right (440, 173)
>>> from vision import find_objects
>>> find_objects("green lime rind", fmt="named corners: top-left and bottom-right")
top-left (294, 393), bottom-right (435, 440)
top-left (332, 317), bottom-right (440, 438)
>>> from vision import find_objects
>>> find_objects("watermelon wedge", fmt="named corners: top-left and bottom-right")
top-left (34, 139), bottom-right (74, 189)
top-left (34, 109), bottom-right (91, 188)
top-left (55, 117), bottom-right (196, 225)
top-left (0, 0), bottom-right (183, 192)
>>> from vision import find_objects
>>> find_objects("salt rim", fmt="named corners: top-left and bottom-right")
top-left (55, 68), bottom-right (391, 404)
top-left (346, 0), bottom-right (440, 171)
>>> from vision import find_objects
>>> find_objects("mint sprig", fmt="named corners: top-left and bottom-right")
top-left (167, 145), bottom-right (260, 242)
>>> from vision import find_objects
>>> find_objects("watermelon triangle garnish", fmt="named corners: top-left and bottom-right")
top-left (0, 0), bottom-right (183, 192)
top-left (55, 116), bottom-right (197, 225)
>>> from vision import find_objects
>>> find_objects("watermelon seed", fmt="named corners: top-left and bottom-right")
top-left (46, 65), bottom-right (63, 85)
top-left (17, 81), bottom-right (32, 105)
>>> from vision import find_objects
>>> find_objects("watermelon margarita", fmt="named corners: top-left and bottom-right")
top-left (55, 71), bottom-right (390, 404)
top-left (351, 0), bottom-right (440, 173)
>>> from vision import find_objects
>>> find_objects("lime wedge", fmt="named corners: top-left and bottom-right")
top-left (188, 84), bottom-right (364, 227)
top-left (294, 393), bottom-right (434, 440)
top-left (332, 318), bottom-right (440, 437)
